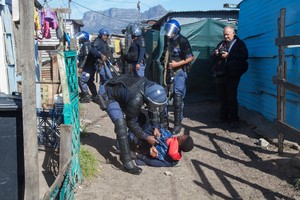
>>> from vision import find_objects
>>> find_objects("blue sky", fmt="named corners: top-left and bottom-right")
top-left (47, 0), bottom-right (242, 19)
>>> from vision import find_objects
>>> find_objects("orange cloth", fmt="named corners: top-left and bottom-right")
top-left (166, 137), bottom-right (182, 161)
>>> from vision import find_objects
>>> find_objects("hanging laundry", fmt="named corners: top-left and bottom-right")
top-left (38, 9), bottom-right (44, 28)
top-left (44, 6), bottom-right (54, 22)
top-left (50, 11), bottom-right (58, 29)
top-left (43, 19), bottom-right (51, 39)
top-left (34, 8), bottom-right (41, 38)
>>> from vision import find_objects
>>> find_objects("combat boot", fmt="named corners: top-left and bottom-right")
top-left (79, 92), bottom-right (90, 103)
top-left (172, 93), bottom-right (183, 135)
top-left (115, 119), bottom-right (142, 175)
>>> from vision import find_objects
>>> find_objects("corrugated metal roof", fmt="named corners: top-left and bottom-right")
top-left (152, 10), bottom-right (239, 30)
top-left (238, 0), bottom-right (300, 130)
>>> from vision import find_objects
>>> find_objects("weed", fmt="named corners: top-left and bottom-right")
top-left (295, 178), bottom-right (300, 190)
top-left (80, 146), bottom-right (98, 180)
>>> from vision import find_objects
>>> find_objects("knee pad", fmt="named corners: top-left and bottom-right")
top-left (114, 118), bottom-right (127, 137)
top-left (80, 71), bottom-right (90, 83)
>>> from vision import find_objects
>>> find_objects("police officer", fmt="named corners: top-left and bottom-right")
top-left (92, 29), bottom-right (114, 95)
top-left (75, 31), bottom-right (102, 103)
top-left (126, 24), bottom-right (146, 77)
top-left (94, 74), bottom-right (168, 175)
top-left (160, 19), bottom-right (195, 134)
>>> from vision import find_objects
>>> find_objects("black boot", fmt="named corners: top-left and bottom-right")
top-left (115, 119), bottom-right (142, 175)
top-left (173, 93), bottom-right (183, 135)
top-left (79, 92), bottom-right (90, 103)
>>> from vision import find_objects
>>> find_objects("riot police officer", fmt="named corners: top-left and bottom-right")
top-left (75, 31), bottom-right (100, 103)
top-left (125, 24), bottom-right (146, 77)
top-left (94, 74), bottom-right (168, 175)
top-left (160, 19), bottom-right (195, 134)
top-left (92, 29), bottom-right (114, 95)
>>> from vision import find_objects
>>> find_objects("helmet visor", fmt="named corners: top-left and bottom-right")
top-left (146, 96), bottom-right (168, 113)
top-left (164, 23), bottom-right (180, 38)
top-left (74, 32), bottom-right (86, 43)
top-left (147, 101), bottom-right (164, 113)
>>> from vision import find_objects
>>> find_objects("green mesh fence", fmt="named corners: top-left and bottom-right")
top-left (46, 50), bottom-right (81, 200)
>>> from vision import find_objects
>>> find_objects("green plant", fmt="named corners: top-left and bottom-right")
top-left (80, 146), bottom-right (98, 180)
top-left (295, 178), bottom-right (300, 190)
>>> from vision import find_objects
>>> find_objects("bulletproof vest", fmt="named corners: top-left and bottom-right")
top-left (95, 37), bottom-right (113, 61)
top-left (167, 34), bottom-right (191, 63)
top-left (106, 75), bottom-right (148, 94)
top-left (170, 36), bottom-right (182, 61)
top-left (77, 41), bottom-right (91, 68)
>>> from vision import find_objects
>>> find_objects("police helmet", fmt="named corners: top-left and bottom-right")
top-left (130, 24), bottom-right (142, 37)
top-left (144, 84), bottom-right (168, 113)
top-left (98, 29), bottom-right (110, 37)
top-left (164, 19), bottom-right (181, 39)
top-left (74, 31), bottom-right (89, 44)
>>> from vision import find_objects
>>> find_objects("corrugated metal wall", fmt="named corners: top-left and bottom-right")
top-left (238, 0), bottom-right (300, 129)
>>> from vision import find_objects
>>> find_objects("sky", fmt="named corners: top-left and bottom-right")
top-left (47, 0), bottom-right (242, 19)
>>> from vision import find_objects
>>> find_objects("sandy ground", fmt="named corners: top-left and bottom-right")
top-left (74, 100), bottom-right (300, 200)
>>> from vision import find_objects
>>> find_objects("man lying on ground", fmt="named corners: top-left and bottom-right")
top-left (128, 113), bottom-right (194, 167)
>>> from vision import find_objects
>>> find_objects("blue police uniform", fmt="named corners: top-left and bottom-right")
top-left (92, 36), bottom-right (113, 95)
top-left (127, 36), bottom-right (146, 77)
top-left (160, 33), bottom-right (194, 134)
top-left (99, 74), bottom-right (167, 175)
top-left (78, 40), bottom-right (98, 102)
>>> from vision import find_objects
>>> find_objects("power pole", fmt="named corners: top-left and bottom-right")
top-left (68, 0), bottom-right (71, 19)
top-left (137, 0), bottom-right (141, 22)
top-left (13, 0), bottom-right (39, 199)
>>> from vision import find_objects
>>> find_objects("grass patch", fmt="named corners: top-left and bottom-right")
top-left (80, 146), bottom-right (98, 180)
top-left (295, 178), bottom-right (300, 190)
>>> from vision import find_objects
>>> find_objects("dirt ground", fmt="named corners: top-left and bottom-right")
top-left (74, 100), bottom-right (300, 200)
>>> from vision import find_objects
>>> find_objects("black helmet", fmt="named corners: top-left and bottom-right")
top-left (144, 84), bottom-right (168, 113)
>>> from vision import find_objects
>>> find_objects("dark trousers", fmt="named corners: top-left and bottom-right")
top-left (83, 65), bottom-right (97, 96)
top-left (216, 77), bottom-right (240, 121)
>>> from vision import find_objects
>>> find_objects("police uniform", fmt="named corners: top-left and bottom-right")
top-left (92, 37), bottom-right (114, 95)
top-left (160, 34), bottom-right (194, 134)
top-left (97, 74), bottom-right (167, 175)
top-left (126, 36), bottom-right (146, 77)
top-left (78, 40), bottom-right (98, 102)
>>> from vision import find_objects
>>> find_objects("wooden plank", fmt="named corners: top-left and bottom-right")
top-left (277, 8), bottom-right (286, 154)
top-left (59, 124), bottom-right (72, 173)
top-left (57, 52), bottom-right (71, 104)
top-left (275, 120), bottom-right (300, 136)
top-left (14, 1), bottom-right (39, 199)
top-left (38, 44), bottom-right (59, 51)
top-left (275, 35), bottom-right (300, 47)
top-left (52, 55), bottom-right (60, 94)
top-left (272, 76), bottom-right (300, 94)
top-left (43, 158), bottom-right (71, 200)
top-left (36, 81), bottom-right (61, 84)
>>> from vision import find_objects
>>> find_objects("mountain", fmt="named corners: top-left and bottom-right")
top-left (81, 5), bottom-right (167, 34)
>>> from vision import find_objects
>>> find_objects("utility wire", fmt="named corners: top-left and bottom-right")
top-left (103, 0), bottom-right (137, 3)
top-left (71, 0), bottom-right (134, 23)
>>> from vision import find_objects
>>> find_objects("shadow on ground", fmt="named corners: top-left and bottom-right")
top-left (182, 102), bottom-right (300, 199)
